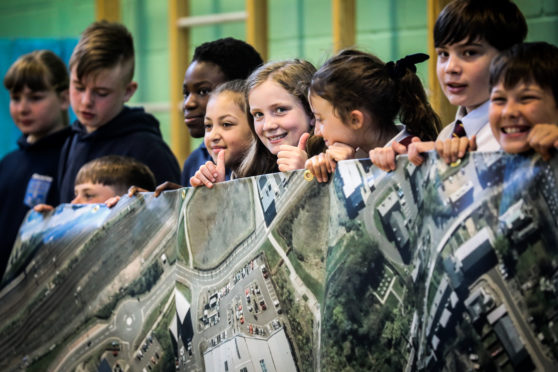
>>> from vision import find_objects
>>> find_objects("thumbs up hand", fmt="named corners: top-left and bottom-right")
top-left (276, 132), bottom-right (310, 172)
top-left (190, 149), bottom-right (227, 188)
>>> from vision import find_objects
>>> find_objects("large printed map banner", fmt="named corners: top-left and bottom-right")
top-left (1, 152), bottom-right (558, 372)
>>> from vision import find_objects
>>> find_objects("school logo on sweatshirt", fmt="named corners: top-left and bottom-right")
top-left (24, 174), bottom-right (53, 207)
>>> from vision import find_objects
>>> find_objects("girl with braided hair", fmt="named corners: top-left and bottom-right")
top-left (305, 49), bottom-right (441, 182)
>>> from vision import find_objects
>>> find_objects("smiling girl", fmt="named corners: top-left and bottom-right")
top-left (190, 80), bottom-right (255, 188)
top-left (236, 59), bottom-right (324, 177)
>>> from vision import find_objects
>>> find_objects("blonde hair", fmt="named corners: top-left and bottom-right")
top-left (237, 59), bottom-right (323, 178)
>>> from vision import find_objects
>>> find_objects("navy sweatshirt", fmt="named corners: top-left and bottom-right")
top-left (58, 106), bottom-right (181, 203)
top-left (0, 127), bottom-right (71, 278)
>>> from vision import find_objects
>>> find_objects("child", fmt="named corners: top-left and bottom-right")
top-left (181, 38), bottom-right (263, 186)
top-left (0, 50), bottom-right (71, 278)
top-left (306, 49), bottom-right (441, 182)
top-left (57, 21), bottom-right (181, 203)
top-left (488, 42), bottom-right (558, 159)
top-left (189, 80), bottom-right (255, 188)
top-left (71, 155), bottom-right (156, 204)
top-left (236, 59), bottom-right (323, 178)
top-left (395, 0), bottom-right (527, 168)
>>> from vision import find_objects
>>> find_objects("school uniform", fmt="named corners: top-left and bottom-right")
top-left (386, 124), bottom-right (413, 147)
top-left (57, 106), bottom-right (181, 203)
top-left (0, 127), bottom-right (71, 278)
top-left (436, 100), bottom-right (500, 151)
top-left (180, 142), bottom-right (231, 187)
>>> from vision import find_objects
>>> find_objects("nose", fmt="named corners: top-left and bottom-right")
top-left (82, 89), bottom-right (93, 106)
top-left (70, 195), bottom-right (81, 204)
top-left (19, 98), bottom-right (31, 113)
top-left (445, 54), bottom-right (461, 74)
top-left (183, 93), bottom-right (197, 111)
top-left (262, 116), bottom-right (277, 132)
top-left (502, 99), bottom-right (519, 118)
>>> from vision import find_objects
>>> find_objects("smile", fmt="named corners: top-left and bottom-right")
top-left (501, 126), bottom-right (530, 134)
top-left (267, 133), bottom-right (287, 143)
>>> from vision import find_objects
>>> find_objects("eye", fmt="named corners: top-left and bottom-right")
top-left (463, 49), bottom-right (479, 58)
top-left (252, 111), bottom-right (263, 120)
top-left (436, 49), bottom-right (448, 58)
top-left (96, 90), bottom-right (110, 98)
top-left (10, 94), bottom-right (21, 102)
top-left (30, 93), bottom-right (45, 101)
top-left (204, 123), bottom-right (212, 131)
top-left (275, 106), bottom-right (288, 114)
top-left (490, 95), bottom-right (506, 105)
top-left (74, 85), bottom-right (85, 92)
top-left (222, 121), bottom-right (234, 128)
top-left (199, 88), bottom-right (210, 96)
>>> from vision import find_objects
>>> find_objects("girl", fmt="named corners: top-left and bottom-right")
top-left (305, 49), bottom-right (441, 182)
top-left (190, 80), bottom-right (255, 188)
top-left (236, 59), bottom-right (324, 177)
top-left (0, 50), bottom-right (71, 276)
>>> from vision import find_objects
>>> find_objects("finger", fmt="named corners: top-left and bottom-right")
top-left (190, 175), bottom-right (203, 187)
top-left (128, 185), bottom-right (138, 197)
top-left (434, 140), bottom-right (444, 161)
top-left (443, 139), bottom-right (453, 164)
top-left (391, 141), bottom-right (408, 156)
top-left (469, 135), bottom-right (477, 152)
top-left (33, 204), bottom-right (53, 213)
top-left (194, 170), bottom-right (214, 188)
top-left (154, 182), bottom-right (169, 197)
top-left (450, 138), bottom-right (461, 163)
top-left (105, 196), bottom-right (121, 208)
top-left (297, 132), bottom-right (310, 150)
top-left (458, 137), bottom-right (470, 159)
top-left (217, 150), bottom-right (226, 181)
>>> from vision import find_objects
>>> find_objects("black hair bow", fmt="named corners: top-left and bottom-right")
top-left (385, 53), bottom-right (429, 79)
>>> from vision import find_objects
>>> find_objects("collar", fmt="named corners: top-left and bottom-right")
top-left (455, 100), bottom-right (490, 136)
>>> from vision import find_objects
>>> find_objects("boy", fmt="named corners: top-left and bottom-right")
top-left (35, 155), bottom-right (156, 211)
top-left (488, 42), bottom-right (558, 159)
top-left (57, 21), bottom-right (180, 203)
top-left (181, 37), bottom-right (263, 186)
top-left (71, 155), bottom-right (156, 204)
top-left (370, 0), bottom-right (527, 169)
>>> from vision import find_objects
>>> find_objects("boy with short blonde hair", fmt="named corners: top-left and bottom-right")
top-left (58, 21), bottom-right (180, 202)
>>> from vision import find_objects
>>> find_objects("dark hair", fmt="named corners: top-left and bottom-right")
top-left (208, 79), bottom-right (255, 173)
top-left (434, 0), bottom-right (527, 50)
top-left (75, 155), bottom-right (156, 194)
top-left (490, 42), bottom-right (558, 105)
top-left (310, 49), bottom-right (441, 142)
top-left (193, 37), bottom-right (263, 80)
top-left (4, 50), bottom-right (70, 126)
top-left (70, 21), bottom-right (135, 84)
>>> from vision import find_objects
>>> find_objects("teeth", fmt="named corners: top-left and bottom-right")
top-left (268, 134), bottom-right (286, 141)
top-left (502, 127), bottom-right (526, 134)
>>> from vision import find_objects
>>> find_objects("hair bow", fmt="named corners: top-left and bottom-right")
top-left (385, 53), bottom-right (429, 79)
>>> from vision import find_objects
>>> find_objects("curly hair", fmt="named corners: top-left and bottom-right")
top-left (193, 37), bottom-right (263, 80)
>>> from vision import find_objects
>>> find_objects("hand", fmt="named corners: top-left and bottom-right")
top-left (153, 181), bottom-right (182, 197)
top-left (407, 140), bottom-right (435, 166)
top-left (277, 132), bottom-right (309, 172)
top-left (128, 185), bottom-right (149, 197)
top-left (305, 153), bottom-right (333, 183)
top-left (325, 142), bottom-right (356, 170)
top-left (528, 124), bottom-right (558, 161)
top-left (190, 150), bottom-right (226, 188)
top-left (105, 196), bottom-right (121, 208)
top-left (33, 203), bottom-right (53, 213)
top-left (435, 135), bottom-right (477, 164)
top-left (369, 141), bottom-right (408, 171)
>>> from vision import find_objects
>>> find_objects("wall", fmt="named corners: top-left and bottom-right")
top-left (0, 0), bottom-right (557, 158)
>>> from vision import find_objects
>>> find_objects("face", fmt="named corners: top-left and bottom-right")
top-left (489, 81), bottom-right (558, 153)
top-left (249, 79), bottom-right (311, 155)
top-left (70, 63), bottom-right (137, 133)
top-left (71, 182), bottom-right (119, 204)
top-left (309, 94), bottom-right (355, 148)
top-left (183, 61), bottom-right (228, 138)
top-left (436, 38), bottom-right (499, 113)
top-left (204, 92), bottom-right (253, 168)
top-left (9, 86), bottom-right (68, 143)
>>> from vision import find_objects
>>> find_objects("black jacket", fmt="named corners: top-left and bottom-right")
top-left (58, 106), bottom-right (180, 203)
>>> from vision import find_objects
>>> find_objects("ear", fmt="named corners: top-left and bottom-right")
top-left (123, 81), bottom-right (138, 103)
top-left (58, 89), bottom-right (70, 111)
top-left (349, 109), bottom-right (365, 130)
